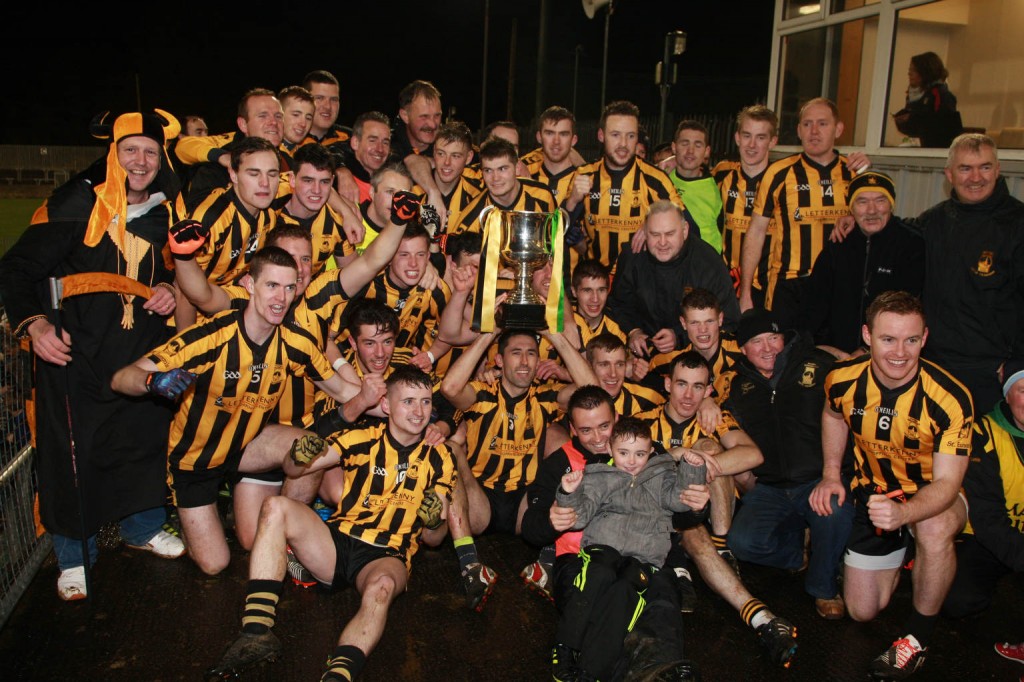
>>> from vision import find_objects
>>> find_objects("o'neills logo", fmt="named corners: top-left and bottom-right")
top-left (972, 251), bottom-right (995, 277)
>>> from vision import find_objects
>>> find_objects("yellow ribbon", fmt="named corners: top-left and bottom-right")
top-left (471, 207), bottom-right (503, 332)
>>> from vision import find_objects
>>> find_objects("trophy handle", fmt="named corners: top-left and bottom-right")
top-left (478, 204), bottom-right (495, 230)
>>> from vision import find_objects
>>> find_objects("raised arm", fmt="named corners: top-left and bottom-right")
top-left (542, 330), bottom-right (598, 410)
top-left (336, 191), bottom-right (418, 296)
top-left (441, 330), bottom-right (495, 410)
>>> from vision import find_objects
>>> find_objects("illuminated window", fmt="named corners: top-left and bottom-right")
top-left (886, 0), bottom-right (1024, 149)
top-left (776, 17), bottom-right (879, 146)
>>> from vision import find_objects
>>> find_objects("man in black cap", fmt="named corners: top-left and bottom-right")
top-left (0, 109), bottom-right (186, 601)
top-left (801, 171), bottom-right (924, 356)
top-left (721, 308), bottom-right (852, 620)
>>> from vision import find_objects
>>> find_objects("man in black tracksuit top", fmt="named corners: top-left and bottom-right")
top-left (800, 171), bottom-right (924, 355)
top-left (914, 135), bottom-right (1024, 414)
top-left (722, 310), bottom-right (853, 619)
top-left (607, 200), bottom-right (740, 360)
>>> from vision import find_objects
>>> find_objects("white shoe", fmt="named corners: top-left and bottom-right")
top-left (125, 530), bottom-right (185, 559)
top-left (57, 566), bottom-right (87, 601)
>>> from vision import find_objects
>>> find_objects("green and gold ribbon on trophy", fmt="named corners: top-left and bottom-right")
top-left (472, 207), bottom-right (566, 333)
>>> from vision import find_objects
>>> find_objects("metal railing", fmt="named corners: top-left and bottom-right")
top-left (0, 307), bottom-right (47, 629)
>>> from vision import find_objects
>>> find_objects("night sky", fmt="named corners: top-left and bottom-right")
top-left (2, 1), bottom-right (774, 146)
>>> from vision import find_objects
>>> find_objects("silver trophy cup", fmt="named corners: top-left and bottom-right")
top-left (480, 206), bottom-right (553, 330)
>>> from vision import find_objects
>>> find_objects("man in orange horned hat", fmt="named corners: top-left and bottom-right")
top-left (0, 109), bottom-right (187, 601)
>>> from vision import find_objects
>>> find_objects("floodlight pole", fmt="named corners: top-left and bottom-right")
top-left (481, 0), bottom-right (490, 128)
top-left (600, 0), bottom-right (613, 110)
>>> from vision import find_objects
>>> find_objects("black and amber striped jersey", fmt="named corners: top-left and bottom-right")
top-left (310, 125), bottom-right (352, 165)
top-left (645, 334), bottom-right (744, 401)
top-left (574, 312), bottom-right (627, 347)
top-left (528, 161), bottom-right (577, 206)
top-left (452, 179), bottom-right (557, 234)
top-left (414, 174), bottom-right (485, 235)
top-left (520, 147), bottom-right (545, 169)
top-left (312, 346), bottom-right (419, 425)
top-left (326, 423), bottom-right (457, 563)
top-left (271, 271), bottom-right (356, 427)
top-left (192, 187), bottom-right (277, 285)
top-left (753, 152), bottom-right (854, 289)
top-left (713, 160), bottom-right (773, 286)
top-left (277, 204), bottom-right (353, 276)
top-left (148, 308), bottom-right (334, 471)
top-left (461, 380), bottom-right (562, 492)
top-left (571, 157), bottom-right (682, 267)
top-left (825, 354), bottom-right (974, 497)
top-left (635, 404), bottom-right (741, 452)
top-left (615, 381), bottom-right (666, 416)
top-left (333, 273), bottom-right (451, 352)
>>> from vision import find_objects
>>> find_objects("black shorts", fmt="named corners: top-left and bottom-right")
top-left (324, 524), bottom-right (407, 589)
top-left (169, 466), bottom-right (229, 509)
top-left (844, 494), bottom-right (912, 570)
top-left (230, 468), bottom-right (285, 486)
top-left (483, 485), bottom-right (527, 535)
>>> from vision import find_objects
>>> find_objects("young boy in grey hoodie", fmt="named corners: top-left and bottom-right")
top-left (552, 416), bottom-right (708, 681)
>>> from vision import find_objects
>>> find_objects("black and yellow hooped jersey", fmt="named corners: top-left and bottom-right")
top-left (615, 382), bottom-right (665, 417)
top-left (572, 157), bottom-right (682, 267)
top-left (461, 380), bottom-right (562, 492)
top-left (825, 354), bottom-right (974, 497)
top-left (712, 160), bottom-right (773, 285)
top-left (646, 335), bottom-right (744, 401)
top-left (753, 153), bottom-right (853, 287)
top-left (452, 178), bottom-right (557, 234)
top-left (277, 204), bottom-right (353, 276)
top-left (635, 404), bottom-right (740, 452)
top-left (574, 312), bottom-right (627, 347)
top-left (192, 187), bottom-right (277, 285)
top-left (326, 423), bottom-right (457, 564)
top-left (148, 308), bottom-right (334, 471)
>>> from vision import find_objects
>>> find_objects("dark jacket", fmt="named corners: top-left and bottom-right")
top-left (915, 178), bottom-right (1024, 367)
top-left (721, 331), bottom-right (835, 486)
top-left (522, 439), bottom-right (609, 549)
top-left (801, 216), bottom-right (924, 353)
top-left (894, 82), bottom-right (963, 148)
top-left (607, 237), bottom-right (740, 339)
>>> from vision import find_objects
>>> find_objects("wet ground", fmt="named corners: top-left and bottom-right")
top-left (2, 519), bottom-right (1023, 681)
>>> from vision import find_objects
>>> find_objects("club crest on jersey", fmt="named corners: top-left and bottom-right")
top-left (905, 418), bottom-right (920, 442)
top-left (319, 236), bottom-right (334, 254)
top-left (972, 251), bottom-right (995, 277)
top-left (793, 208), bottom-right (803, 221)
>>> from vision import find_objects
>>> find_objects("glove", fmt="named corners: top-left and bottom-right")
top-left (168, 219), bottom-right (210, 260)
top-left (420, 203), bottom-right (441, 236)
top-left (417, 488), bottom-right (444, 530)
top-left (390, 191), bottom-right (421, 226)
top-left (289, 434), bottom-right (327, 467)
top-left (145, 368), bottom-right (195, 400)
